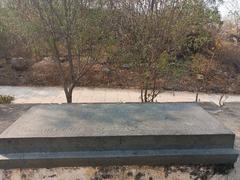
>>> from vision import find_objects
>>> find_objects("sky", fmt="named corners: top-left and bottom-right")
top-left (219, 4), bottom-right (228, 18)
top-left (218, 0), bottom-right (239, 19)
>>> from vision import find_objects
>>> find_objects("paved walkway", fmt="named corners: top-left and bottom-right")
top-left (0, 86), bottom-right (240, 105)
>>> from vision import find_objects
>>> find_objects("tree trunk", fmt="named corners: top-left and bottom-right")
top-left (64, 88), bottom-right (73, 103)
top-left (65, 92), bottom-right (72, 103)
top-left (150, 0), bottom-right (156, 11)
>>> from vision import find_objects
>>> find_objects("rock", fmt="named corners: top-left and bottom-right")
top-left (102, 67), bottom-right (111, 74)
top-left (42, 57), bottom-right (54, 62)
top-left (10, 57), bottom-right (29, 71)
top-left (196, 74), bottom-right (204, 80)
top-left (122, 64), bottom-right (131, 69)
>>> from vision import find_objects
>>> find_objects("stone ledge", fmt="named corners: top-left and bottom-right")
top-left (0, 148), bottom-right (238, 169)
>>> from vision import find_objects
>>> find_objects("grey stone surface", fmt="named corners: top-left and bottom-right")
top-left (0, 103), bottom-right (233, 138)
top-left (10, 57), bottom-right (29, 71)
top-left (0, 102), bottom-right (239, 179)
top-left (0, 104), bottom-right (33, 134)
top-left (0, 149), bottom-right (238, 169)
top-left (0, 134), bottom-right (235, 153)
top-left (0, 103), bottom-right (238, 168)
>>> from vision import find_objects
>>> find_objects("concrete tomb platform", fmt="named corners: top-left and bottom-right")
top-left (0, 103), bottom-right (238, 168)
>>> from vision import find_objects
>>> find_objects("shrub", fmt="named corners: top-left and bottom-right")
top-left (191, 53), bottom-right (217, 76)
top-left (216, 42), bottom-right (240, 72)
top-left (0, 95), bottom-right (14, 104)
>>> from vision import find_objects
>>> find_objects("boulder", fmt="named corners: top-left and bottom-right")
top-left (10, 57), bottom-right (29, 71)
top-left (102, 67), bottom-right (111, 74)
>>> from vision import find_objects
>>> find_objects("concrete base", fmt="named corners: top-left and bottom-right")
top-left (0, 149), bottom-right (238, 169)
top-left (0, 103), bottom-right (238, 168)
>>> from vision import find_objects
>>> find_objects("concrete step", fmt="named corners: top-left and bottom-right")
top-left (0, 134), bottom-right (235, 153)
top-left (0, 148), bottom-right (238, 169)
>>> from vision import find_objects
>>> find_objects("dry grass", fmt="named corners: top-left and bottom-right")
top-left (0, 95), bottom-right (14, 104)
top-left (216, 41), bottom-right (240, 73)
top-left (30, 60), bottom-right (61, 86)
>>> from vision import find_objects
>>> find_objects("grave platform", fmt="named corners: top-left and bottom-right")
top-left (0, 103), bottom-right (238, 168)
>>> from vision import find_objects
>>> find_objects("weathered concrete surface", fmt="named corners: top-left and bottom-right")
top-left (0, 103), bottom-right (240, 179)
top-left (0, 104), bottom-right (32, 134)
top-left (0, 149), bottom-right (238, 169)
top-left (0, 103), bottom-right (233, 137)
top-left (0, 103), bottom-right (237, 168)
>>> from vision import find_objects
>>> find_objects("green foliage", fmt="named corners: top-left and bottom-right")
top-left (182, 32), bottom-right (213, 55)
top-left (0, 0), bottom-right (224, 102)
top-left (0, 4), bottom-right (48, 57)
top-left (0, 6), bottom-right (11, 57)
top-left (0, 95), bottom-right (14, 104)
top-left (0, 21), bottom-right (8, 57)
top-left (170, 60), bottom-right (191, 79)
top-left (158, 51), bottom-right (171, 72)
top-left (1, 0), bottom-right (222, 62)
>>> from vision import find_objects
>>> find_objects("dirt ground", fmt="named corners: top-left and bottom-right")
top-left (0, 55), bottom-right (240, 94)
top-left (0, 102), bottom-right (240, 180)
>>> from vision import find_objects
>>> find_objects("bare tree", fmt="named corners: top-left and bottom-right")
top-left (13, 0), bottom-right (98, 103)
top-left (225, 0), bottom-right (240, 37)
top-left (3, 0), bottom-right (223, 103)
top-left (110, 0), bottom-right (221, 102)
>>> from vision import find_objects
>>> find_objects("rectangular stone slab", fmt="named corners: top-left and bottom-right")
top-left (0, 103), bottom-right (238, 167)
top-left (0, 103), bottom-right (233, 138)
